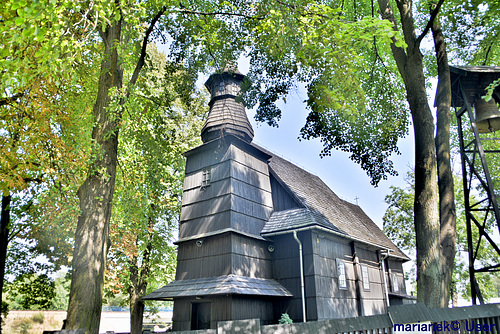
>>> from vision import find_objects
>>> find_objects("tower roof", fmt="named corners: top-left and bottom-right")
top-left (201, 67), bottom-right (254, 143)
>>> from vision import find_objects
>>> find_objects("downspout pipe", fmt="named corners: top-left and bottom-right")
top-left (293, 230), bottom-right (307, 322)
top-left (380, 249), bottom-right (390, 309)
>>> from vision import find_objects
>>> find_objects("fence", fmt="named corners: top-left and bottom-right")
top-left (42, 303), bottom-right (500, 334)
top-left (164, 303), bottom-right (500, 334)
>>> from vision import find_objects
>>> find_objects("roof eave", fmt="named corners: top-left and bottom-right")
top-left (262, 224), bottom-right (410, 262)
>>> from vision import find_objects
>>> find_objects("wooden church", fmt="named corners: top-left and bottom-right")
top-left (143, 67), bottom-right (411, 331)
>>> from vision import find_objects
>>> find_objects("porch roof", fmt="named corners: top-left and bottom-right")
top-left (142, 274), bottom-right (293, 301)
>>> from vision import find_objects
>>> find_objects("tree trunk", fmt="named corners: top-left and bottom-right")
top-left (65, 6), bottom-right (165, 331)
top-left (130, 287), bottom-right (145, 334)
top-left (65, 20), bottom-right (123, 333)
top-left (129, 261), bottom-right (147, 334)
top-left (0, 194), bottom-right (11, 334)
top-left (432, 10), bottom-right (456, 308)
top-left (378, 0), bottom-right (443, 307)
top-left (129, 213), bottom-right (153, 333)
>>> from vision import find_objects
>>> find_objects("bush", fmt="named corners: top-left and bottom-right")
top-left (279, 313), bottom-right (293, 324)
top-left (32, 312), bottom-right (45, 324)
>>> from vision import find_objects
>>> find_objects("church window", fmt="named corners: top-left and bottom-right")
top-left (361, 264), bottom-right (370, 290)
top-left (202, 169), bottom-right (211, 188)
top-left (391, 272), bottom-right (400, 292)
top-left (218, 81), bottom-right (225, 94)
top-left (337, 259), bottom-right (347, 289)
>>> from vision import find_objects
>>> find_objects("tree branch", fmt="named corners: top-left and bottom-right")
top-left (377, 0), bottom-right (408, 81)
top-left (139, 208), bottom-right (155, 287)
top-left (482, 40), bottom-right (494, 66)
top-left (177, 8), bottom-right (263, 20)
top-left (416, 0), bottom-right (445, 46)
top-left (126, 6), bottom-right (168, 98)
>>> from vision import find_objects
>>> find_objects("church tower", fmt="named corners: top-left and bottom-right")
top-left (145, 67), bottom-right (291, 331)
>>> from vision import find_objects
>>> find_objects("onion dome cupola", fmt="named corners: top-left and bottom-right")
top-left (201, 66), bottom-right (254, 143)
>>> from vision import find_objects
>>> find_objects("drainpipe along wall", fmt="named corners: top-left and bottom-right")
top-left (380, 249), bottom-right (390, 309)
top-left (293, 230), bottom-right (307, 322)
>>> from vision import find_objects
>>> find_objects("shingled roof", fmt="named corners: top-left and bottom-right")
top-left (256, 145), bottom-right (408, 260)
top-left (201, 69), bottom-right (254, 143)
top-left (143, 274), bottom-right (293, 300)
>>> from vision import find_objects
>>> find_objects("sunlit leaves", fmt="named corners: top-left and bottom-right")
top-left (0, 0), bottom-right (94, 94)
top-left (4, 273), bottom-right (56, 310)
top-left (243, 2), bottom-right (409, 185)
top-left (437, 0), bottom-right (500, 65)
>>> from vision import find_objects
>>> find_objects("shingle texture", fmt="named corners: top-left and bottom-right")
top-left (201, 71), bottom-right (254, 143)
top-left (201, 98), bottom-right (254, 143)
top-left (142, 274), bottom-right (292, 300)
top-left (258, 146), bottom-right (408, 259)
top-left (261, 208), bottom-right (343, 235)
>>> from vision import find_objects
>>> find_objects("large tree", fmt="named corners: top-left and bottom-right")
top-left (3, 1), bottom-right (252, 332)
top-left (377, 0), bottom-right (450, 307)
top-left (0, 50), bottom-right (94, 331)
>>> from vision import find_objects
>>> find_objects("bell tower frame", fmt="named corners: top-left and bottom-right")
top-left (450, 66), bottom-right (500, 304)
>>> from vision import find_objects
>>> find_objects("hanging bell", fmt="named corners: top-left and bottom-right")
top-left (474, 98), bottom-right (500, 133)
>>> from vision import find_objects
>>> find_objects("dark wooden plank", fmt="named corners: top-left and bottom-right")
top-left (270, 173), bottom-right (300, 211)
top-left (179, 211), bottom-right (232, 239)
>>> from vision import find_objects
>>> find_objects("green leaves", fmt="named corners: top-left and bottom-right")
top-left (4, 273), bottom-right (56, 310)
top-left (484, 79), bottom-right (500, 102)
top-left (244, 2), bottom-right (409, 185)
top-left (439, 0), bottom-right (500, 65)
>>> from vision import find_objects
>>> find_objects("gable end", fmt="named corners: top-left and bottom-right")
top-left (269, 170), bottom-right (302, 211)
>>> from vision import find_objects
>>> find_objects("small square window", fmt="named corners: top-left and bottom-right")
top-left (337, 259), bottom-right (347, 289)
top-left (391, 272), bottom-right (399, 292)
top-left (361, 264), bottom-right (370, 291)
top-left (201, 169), bottom-right (211, 188)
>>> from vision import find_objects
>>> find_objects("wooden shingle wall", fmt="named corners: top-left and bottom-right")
top-left (180, 139), bottom-right (273, 239)
top-left (269, 233), bottom-right (302, 322)
top-left (269, 229), bottom-right (395, 322)
top-left (310, 231), bottom-right (361, 320)
top-left (172, 297), bottom-right (233, 331)
top-left (173, 137), bottom-right (278, 330)
top-left (269, 173), bottom-right (301, 211)
top-left (354, 246), bottom-right (387, 315)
